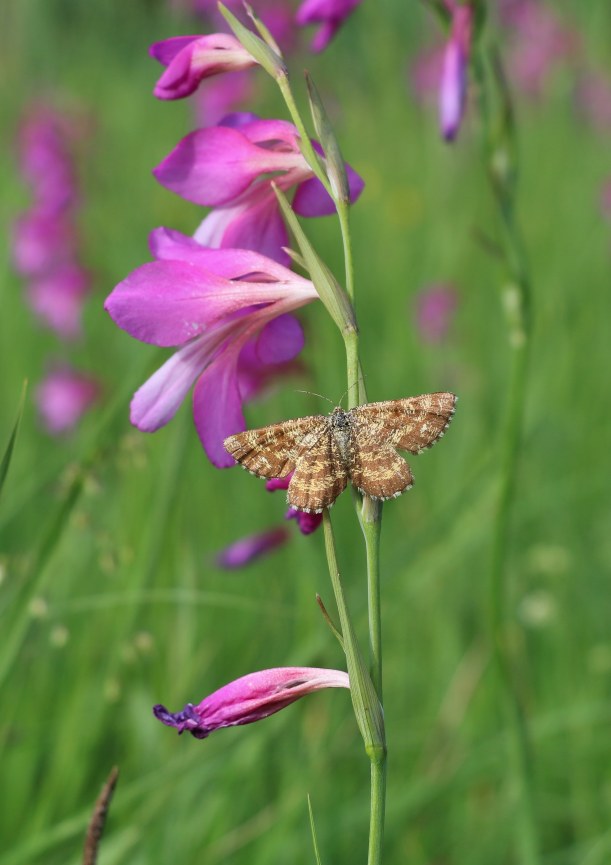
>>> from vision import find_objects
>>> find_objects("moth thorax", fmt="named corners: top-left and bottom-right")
top-left (330, 408), bottom-right (352, 462)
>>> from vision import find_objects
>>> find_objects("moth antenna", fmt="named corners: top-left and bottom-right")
top-left (294, 389), bottom-right (335, 407)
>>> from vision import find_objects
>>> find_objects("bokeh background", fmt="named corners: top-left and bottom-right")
top-left (1, 1), bottom-right (611, 863)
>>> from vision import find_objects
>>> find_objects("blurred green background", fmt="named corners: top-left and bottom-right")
top-left (1, 1), bottom-right (611, 863)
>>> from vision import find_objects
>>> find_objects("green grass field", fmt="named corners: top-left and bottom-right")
top-left (1, 1), bottom-right (611, 863)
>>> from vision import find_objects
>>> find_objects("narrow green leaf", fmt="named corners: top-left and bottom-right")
top-left (243, 1), bottom-right (283, 58)
top-left (272, 184), bottom-right (357, 335)
top-left (305, 72), bottom-right (349, 204)
top-left (307, 795), bottom-right (323, 865)
top-left (218, 3), bottom-right (286, 79)
top-left (0, 380), bottom-right (27, 506)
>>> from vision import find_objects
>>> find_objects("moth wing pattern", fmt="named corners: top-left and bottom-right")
top-left (349, 440), bottom-right (413, 501)
top-left (224, 415), bottom-right (328, 479)
top-left (352, 392), bottom-right (456, 455)
top-left (288, 426), bottom-right (348, 513)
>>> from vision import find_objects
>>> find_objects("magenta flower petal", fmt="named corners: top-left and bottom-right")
top-left (36, 366), bottom-right (100, 435)
top-left (153, 666), bottom-right (350, 739)
top-left (266, 475), bottom-right (291, 492)
top-left (192, 344), bottom-right (245, 467)
top-left (195, 190), bottom-right (291, 266)
top-left (151, 33), bottom-right (258, 100)
top-left (27, 264), bottom-right (90, 339)
top-left (415, 283), bottom-right (459, 344)
top-left (439, 4), bottom-right (473, 142)
top-left (153, 126), bottom-right (304, 207)
top-left (254, 313), bottom-right (304, 364)
top-left (130, 338), bottom-right (212, 432)
top-left (296, 0), bottom-right (362, 53)
top-left (292, 161), bottom-right (365, 217)
top-left (286, 507), bottom-right (323, 535)
top-left (216, 527), bottom-right (290, 569)
top-left (12, 211), bottom-right (76, 277)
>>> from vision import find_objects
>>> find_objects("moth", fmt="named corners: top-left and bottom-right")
top-left (223, 392), bottom-right (457, 513)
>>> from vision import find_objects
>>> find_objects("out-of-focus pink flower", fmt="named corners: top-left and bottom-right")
top-left (216, 526), bottom-right (290, 568)
top-left (11, 211), bottom-right (76, 278)
top-left (266, 474), bottom-right (323, 534)
top-left (27, 264), bottom-right (91, 340)
top-left (17, 108), bottom-right (76, 213)
top-left (439, 2), bottom-right (473, 141)
top-left (296, 0), bottom-right (362, 53)
top-left (192, 71), bottom-right (255, 127)
top-left (104, 229), bottom-right (318, 466)
top-left (36, 366), bottom-right (100, 434)
top-left (154, 666), bottom-right (350, 739)
top-left (155, 114), bottom-right (364, 264)
top-left (500, 0), bottom-right (578, 98)
top-left (408, 44), bottom-right (444, 105)
top-left (600, 179), bottom-right (611, 221)
top-left (150, 34), bottom-right (259, 100)
top-left (414, 284), bottom-right (459, 344)
top-left (574, 72), bottom-right (611, 134)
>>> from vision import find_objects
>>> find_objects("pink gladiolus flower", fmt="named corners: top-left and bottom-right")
top-left (574, 72), bottom-right (611, 134)
top-left (192, 71), bottom-right (255, 127)
top-left (155, 114), bottom-right (364, 264)
top-left (150, 34), bottom-right (258, 100)
top-left (266, 475), bottom-right (323, 535)
top-left (216, 526), bottom-right (290, 568)
top-left (296, 0), bottom-right (362, 53)
top-left (154, 666), bottom-right (350, 739)
top-left (500, 0), bottom-right (578, 98)
top-left (414, 284), bottom-right (459, 344)
top-left (12, 211), bottom-right (77, 278)
top-left (27, 264), bottom-right (91, 340)
top-left (17, 107), bottom-right (76, 213)
top-left (439, 2), bottom-right (473, 141)
top-left (104, 229), bottom-right (318, 466)
top-left (36, 366), bottom-right (100, 434)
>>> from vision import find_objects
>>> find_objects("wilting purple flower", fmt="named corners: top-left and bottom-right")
top-left (574, 72), bottom-right (611, 134)
top-left (296, 0), bottom-right (362, 53)
top-left (27, 264), bottom-right (91, 340)
top-left (414, 283), bottom-right (459, 344)
top-left (154, 666), bottom-right (350, 739)
top-left (216, 526), bottom-right (290, 568)
top-left (150, 34), bottom-right (259, 100)
top-left (36, 366), bottom-right (100, 434)
top-left (155, 114), bottom-right (364, 263)
top-left (266, 474), bottom-right (323, 535)
top-left (439, 2), bottom-right (473, 141)
top-left (500, 0), bottom-right (577, 98)
top-left (104, 229), bottom-right (318, 466)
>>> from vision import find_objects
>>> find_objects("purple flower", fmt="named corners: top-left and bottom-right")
top-left (192, 71), bottom-right (255, 127)
top-left (27, 264), bottom-right (91, 339)
top-left (150, 34), bottom-right (259, 100)
top-left (154, 666), bottom-right (350, 739)
top-left (216, 526), bottom-right (290, 568)
top-left (12, 211), bottom-right (76, 278)
top-left (500, 0), bottom-right (577, 98)
top-left (104, 229), bottom-right (318, 466)
top-left (414, 284), bottom-right (459, 344)
top-left (574, 71), bottom-right (611, 134)
top-left (36, 366), bottom-right (100, 434)
top-left (155, 114), bottom-right (364, 264)
top-left (296, 0), bottom-right (363, 53)
top-left (17, 107), bottom-right (76, 213)
top-left (266, 474), bottom-right (323, 535)
top-left (439, 2), bottom-right (473, 142)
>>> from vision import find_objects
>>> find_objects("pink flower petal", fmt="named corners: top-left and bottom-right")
top-left (192, 343), bottom-right (245, 467)
top-left (292, 160), bottom-right (365, 217)
top-left (216, 527), bottom-right (289, 569)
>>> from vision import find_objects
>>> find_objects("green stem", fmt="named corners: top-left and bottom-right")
top-left (337, 201), bottom-right (355, 302)
top-left (276, 74), bottom-right (333, 197)
top-left (474, 45), bottom-right (540, 865)
top-left (360, 498), bottom-right (383, 701)
top-left (322, 512), bottom-right (386, 865)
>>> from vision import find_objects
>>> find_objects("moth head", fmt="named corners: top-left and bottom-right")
top-left (330, 407), bottom-right (350, 429)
